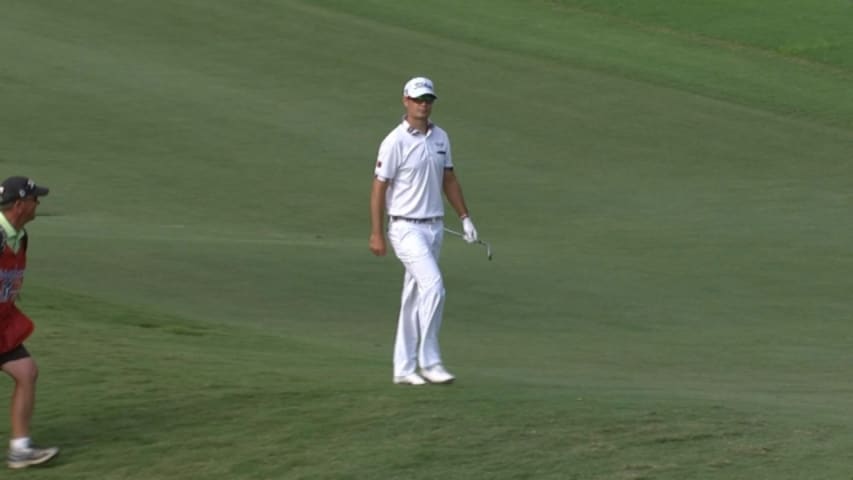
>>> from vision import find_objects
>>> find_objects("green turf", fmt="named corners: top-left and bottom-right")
top-left (1, 0), bottom-right (852, 478)
top-left (548, 0), bottom-right (853, 68)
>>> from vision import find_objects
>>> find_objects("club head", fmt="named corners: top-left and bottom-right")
top-left (479, 240), bottom-right (493, 260)
top-left (445, 228), bottom-right (493, 260)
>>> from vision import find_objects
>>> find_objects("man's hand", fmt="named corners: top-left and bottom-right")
top-left (462, 217), bottom-right (478, 244)
top-left (369, 232), bottom-right (387, 256)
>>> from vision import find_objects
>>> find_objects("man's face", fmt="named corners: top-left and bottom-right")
top-left (17, 196), bottom-right (40, 224)
top-left (403, 95), bottom-right (435, 121)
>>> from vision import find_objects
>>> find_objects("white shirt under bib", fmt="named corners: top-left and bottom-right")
top-left (374, 119), bottom-right (453, 219)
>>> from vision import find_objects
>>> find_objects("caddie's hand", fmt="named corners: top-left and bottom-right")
top-left (462, 217), bottom-right (478, 244)
top-left (369, 232), bottom-right (387, 256)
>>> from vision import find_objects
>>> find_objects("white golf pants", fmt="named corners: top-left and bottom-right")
top-left (387, 219), bottom-right (446, 377)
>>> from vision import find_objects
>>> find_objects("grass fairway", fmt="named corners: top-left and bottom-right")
top-left (1, 0), bottom-right (852, 478)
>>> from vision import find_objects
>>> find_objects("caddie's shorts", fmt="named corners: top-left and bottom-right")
top-left (0, 344), bottom-right (30, 366)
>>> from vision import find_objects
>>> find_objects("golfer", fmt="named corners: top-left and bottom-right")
top-left (369, 77), bottom-right (480, 385)
top-left (0, 176), bottom-right (59, 469)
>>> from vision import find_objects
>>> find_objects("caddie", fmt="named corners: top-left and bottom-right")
top-left (0, 176), bottom-right (59, 469)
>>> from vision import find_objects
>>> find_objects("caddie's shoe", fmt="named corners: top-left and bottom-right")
top-left (393, 373), bottom-right (427, 385)
top-left (7, 446), bottom-right (60, 469)
top-left (420, 364), bottom-right (455, 384)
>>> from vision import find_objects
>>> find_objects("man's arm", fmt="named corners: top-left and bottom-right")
top-left (369, 177), bottom-right (389, 256)
top-left (443, 169), bottom-right (478, 243)
top-left (442, 169), bottom-right (469, 219)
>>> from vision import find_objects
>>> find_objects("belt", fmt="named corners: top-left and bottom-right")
top-left (389, 216), bottom-right (443, 224)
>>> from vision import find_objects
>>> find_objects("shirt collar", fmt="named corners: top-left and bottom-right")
top-left (0, 213), bottom-right (21, 241)
top-left (402, 116), bottom-right (433, 136)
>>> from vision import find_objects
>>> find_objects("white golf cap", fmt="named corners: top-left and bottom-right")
top-left (403, 76), bottom-right (437, 99)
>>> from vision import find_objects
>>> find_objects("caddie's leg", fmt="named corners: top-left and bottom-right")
top-left (2, 356), bottom-right (38, 441)
top-left (2, 347), bottom-right (58, 469)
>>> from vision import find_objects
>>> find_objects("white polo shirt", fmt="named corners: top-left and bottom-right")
top-left (374, 119), bottom-right (453, 219)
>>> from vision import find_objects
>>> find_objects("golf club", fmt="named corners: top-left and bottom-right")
top-left (443, 227), bottom-right (493, 260)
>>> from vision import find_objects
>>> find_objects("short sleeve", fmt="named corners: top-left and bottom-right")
top-left (444, 138), bottom-right (453, 169)
top-left (375, 136), bottom-right (399, 180)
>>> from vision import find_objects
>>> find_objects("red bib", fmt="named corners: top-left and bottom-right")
top-left (0, 234), bottom-right (34, 353)
top-left (0, 304), bottom-right (34, 354)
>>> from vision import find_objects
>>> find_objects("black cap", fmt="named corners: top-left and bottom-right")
top-left (0, 176), bottom-right (50, 206)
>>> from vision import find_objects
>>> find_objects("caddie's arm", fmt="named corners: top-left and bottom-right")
top-left (369, 178), bottom-right (389, 256)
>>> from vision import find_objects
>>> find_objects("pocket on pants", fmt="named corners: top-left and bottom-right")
top-left (389, 223), bottom-right (432, 262)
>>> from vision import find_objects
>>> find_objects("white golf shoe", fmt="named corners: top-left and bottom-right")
top-left (7, 446), bottom-right (60, 469)
top-left (393, 373), bottom-right (427, 385)
top-left (420, 365), bottom-right (455, 384)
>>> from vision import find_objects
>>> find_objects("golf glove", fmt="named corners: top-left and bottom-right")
top-left (462, 217), bottom-right (478, 244)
